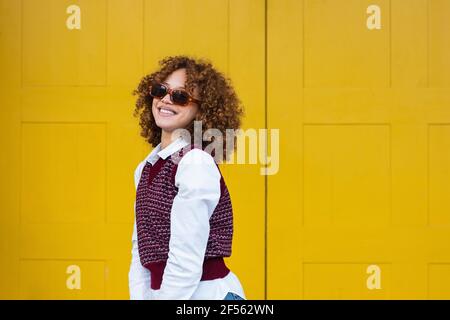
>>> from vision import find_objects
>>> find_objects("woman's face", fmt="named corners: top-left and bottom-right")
top-left (151, 68), bottom-right (200, 133)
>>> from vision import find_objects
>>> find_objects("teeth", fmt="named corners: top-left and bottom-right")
top-left (160, 108), bottom-right (175, 115)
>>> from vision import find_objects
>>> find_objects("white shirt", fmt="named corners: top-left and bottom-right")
top-left (128, 136), bottom-right (246, 300)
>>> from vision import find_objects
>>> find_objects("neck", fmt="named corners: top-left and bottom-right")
top-left (161, 130), bottom-right (175, 149)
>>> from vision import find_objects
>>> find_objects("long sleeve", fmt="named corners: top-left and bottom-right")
top-left (129, 161), bottom-right (151, 299)
top-left (155, 149), bottom-right (221, 300)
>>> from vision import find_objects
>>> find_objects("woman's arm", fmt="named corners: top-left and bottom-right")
top-left (129, 161), bottom-right (151, 299)
top-left (155, 149), bottom-right (221, 300)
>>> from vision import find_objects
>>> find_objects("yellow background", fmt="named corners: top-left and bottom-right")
top-left (1, 0), bottom-right (450, 299)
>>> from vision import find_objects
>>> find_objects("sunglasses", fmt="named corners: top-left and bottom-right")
top-left (149, 82), bottom-right (201, 106)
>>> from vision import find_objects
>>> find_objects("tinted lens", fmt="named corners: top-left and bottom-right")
top-left (171, 89), bottom-right (190, 105)
top-left (150, 83), bottom-right (167, 98)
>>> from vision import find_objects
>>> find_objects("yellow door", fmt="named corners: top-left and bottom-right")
top-left (0, 0), bottom-right (264, 299)
top-left (2, 0), bottom-right (450, 300)
top-left (268, 0), bottom-right (450, 299)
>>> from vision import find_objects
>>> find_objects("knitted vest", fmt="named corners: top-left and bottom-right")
top-left (135, 144), bottom-right (233, 273)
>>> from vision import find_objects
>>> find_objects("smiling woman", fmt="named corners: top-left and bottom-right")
top-left (150, 70), bottom-right (201, 144)
top-left (129, 55), bottom-right (246, 300)
top-left (133, 55), bottom-right (244, 160)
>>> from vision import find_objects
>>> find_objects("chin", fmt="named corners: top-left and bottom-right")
top-left (155, 122), bottom-right (176, 132)
top-left (156, 117), bottom-right (187, 132)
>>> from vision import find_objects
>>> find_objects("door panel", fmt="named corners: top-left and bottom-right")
top-left (267, 0), bottom-right (450, 299)
top-left (0, 0), bottom-right (264, 299)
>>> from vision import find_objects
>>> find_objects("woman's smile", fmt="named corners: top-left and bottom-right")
top-left (157, 105), bottom-right (178, 117)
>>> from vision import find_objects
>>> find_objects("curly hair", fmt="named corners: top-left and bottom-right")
top-left (132, 55), bottom-right (244, 162)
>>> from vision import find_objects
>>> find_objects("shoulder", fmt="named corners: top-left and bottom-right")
top-left (178, 148), bottom-right (218, 167)
top-left (133, 160), bottom-right (147, 190)
top-left (175, 148), bottom-right (221, 189)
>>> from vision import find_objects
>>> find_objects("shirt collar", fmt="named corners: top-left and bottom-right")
top-left (144, 136), bottom-right (190, 165)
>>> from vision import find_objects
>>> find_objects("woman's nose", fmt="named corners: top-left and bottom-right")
top-left (160, 92), bottom-right (172, 104)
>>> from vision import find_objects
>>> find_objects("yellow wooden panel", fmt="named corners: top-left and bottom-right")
top-left (429, 124), bottom-right (450, 226)
top-left (144, 0), bottom-right (228, 73)
top-left (20, 224), bottom-right (108, 260)
top-left (228, 0), bottom-right (266, 300)
top-left (0, 1), bottom-right (21, 297)
top-left (22, 0), bottom-right (107, 86)
top-left (266, 0), bottom-right (304, 299)
top-left (19, 224), bottom-right (132, 299)
top-left (0, 91), bottom-right (21, 225)
top-left (428, 264), bottom-right (450, 299)
top-left (391, 124), bottom-right (428, 226)
top-left (391, 263), bottom-right (427, 299)
top-left (105, 258), bottom-right (129, 300)
top-left (429, 0), bottom-right (450, 87)
top-left (0, 0), bottom-right (264, 299)
top-left (303, 125), bottom-right (390, 226)
top-left (304, 0), bottom-right (389, 87)
top-left (0, 213), bottom-right (20, 299)
top-left (21, 123), bottom-right (106, 223)
top-left (107, 0), bottom-right (143, 86)
top-left (19, 86), bottom-right (144, 225)
top-left (391, 0), bottom-right (427, 87)
top-left (303, 263), bottom-right (391, 299)
top-left (103, 224), bottom-right (136, 299)
top-left (0, 0), bottom-right (21, 87)
top-left (268, 0), bottom-right (450, 300)
top-left (21, 87), bottom-right (110, 122)
top-left (20, 260), bottom-right (105, 299)
top-left (107, 113), bottom-right (148, 224)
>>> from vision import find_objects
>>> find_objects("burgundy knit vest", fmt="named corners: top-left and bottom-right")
top-left (135, 144), bottom-right (233, 289)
